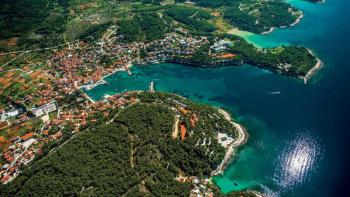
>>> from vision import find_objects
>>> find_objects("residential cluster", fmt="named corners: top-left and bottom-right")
top-left (176, 175), bottom-right (214, 197)
top-left (47, 32), bottom-right (238, 95)
top-left (0, 89), bottom-right (139, 184)
top-left (1, 133), bottom-right (39, 183)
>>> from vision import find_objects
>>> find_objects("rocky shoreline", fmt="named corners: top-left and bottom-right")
top-left (303, 50), bottom-right (323, 84)
top-left (211, 108), bottom-right (248, 176)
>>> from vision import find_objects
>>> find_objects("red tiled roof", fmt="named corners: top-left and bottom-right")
top-left (21, 132), bottom-right (34, 141)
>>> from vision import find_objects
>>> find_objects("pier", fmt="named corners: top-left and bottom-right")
top-left (149, 81), bottom-right (155, 93)
top-left (124, 64), bottom-right (133, 76)
top-left (127, 69), bottom-right (132, 76)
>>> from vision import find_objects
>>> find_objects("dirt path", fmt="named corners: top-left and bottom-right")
top-left (172, 116), bottom-right (179, 139)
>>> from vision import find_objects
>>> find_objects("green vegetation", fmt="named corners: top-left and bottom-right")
top-left (165, 6), bottom-right (216, 34)
top-left (223, 1), bottom-right (299, 34)
top-left (0, 124), bottom-right (138, 196)
top-left (225, 35), bottom-right (316, 75)
top-left (79, 22), bottom-right (113, 42)
top-left (180, 0), bottom-right (300, 34)
top-left (174, 33), bottom-right (316, 76)
top-left (0, 0), bottom-right (69, 48)
top-left (0, 0), bottom-right (302, 49)
top-left (0, 0), bottom-right (317, 85)
top-left (190, 0), bottom-right (234, 8)
top-left (118, 12), bottom-right (168, 42)
top-left (0, 0), bottom-right (57, 39)
top-left (0, 92), bottom-right (239, 196)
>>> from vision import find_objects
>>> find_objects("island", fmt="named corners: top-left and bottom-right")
top-left (0, 91), bottom-right (254, 197)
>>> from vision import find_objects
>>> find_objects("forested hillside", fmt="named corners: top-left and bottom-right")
top-left (0, 93), bottom-right (241, 196)
top-left (0, 0), bottom-right (301, 49)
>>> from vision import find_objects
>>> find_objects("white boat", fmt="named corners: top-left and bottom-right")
top-left (268, 91), bottom-right (281, 95)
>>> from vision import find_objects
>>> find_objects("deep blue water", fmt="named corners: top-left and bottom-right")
top-left (86, 0), bottom-right (350, 196)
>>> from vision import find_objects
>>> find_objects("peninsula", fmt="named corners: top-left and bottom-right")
top-left (0, 92), bottom-right (252, 197)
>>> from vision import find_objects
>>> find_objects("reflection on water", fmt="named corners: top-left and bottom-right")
top-left (274, 133), bottom-right (320, 192)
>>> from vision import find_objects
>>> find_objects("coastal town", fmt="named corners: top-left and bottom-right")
top-left (0, 34), bottom-right (246, 194)
top-left (0, 24), bottom-right (320, 187)
top-left (48, 30), bottom-right (241, 93)
top-left (0, 30), bottom-right (243, 183)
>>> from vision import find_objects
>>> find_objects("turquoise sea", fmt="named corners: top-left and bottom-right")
top-left (86, 0), bottom-right (350, 196)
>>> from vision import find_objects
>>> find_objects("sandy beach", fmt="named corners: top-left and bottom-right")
top-left (261, 27), bottom-right (275, 35)
top-left (303, 50), bottom-right (323, 84)
top-left (211, 109), bottom-right (248, 176)
top-left (228, 11), bottom-right (304, 37)
top-left (227, 28), bottom-right (253, 37)
top-left (290, 13), bottom-right (304, 27)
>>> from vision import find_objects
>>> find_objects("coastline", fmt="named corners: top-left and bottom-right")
top-left (250, 190), bottom-right (266, 197)
top-left (78, 63), bottom-right (134, 103)
top-left (261, 27), bottom-right (275, 35)
top-left (227, 28), bottom-right (253, 37)
top-left (303, 49), bottom-right (323, 84)
top-left (260, 12), bottom-right (304, 35)
top-left (211, 108), bottom-right (248, 176)
top-left (80, 90), bottom-right (95, 103)
top-left (290, 13), bottom-right (304, 27)
top-left (79, 63), bottom-right (133, 91)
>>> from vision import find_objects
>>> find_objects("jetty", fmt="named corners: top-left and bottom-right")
top-left (124, 64), bottom-right (132, 76)
top-left (80, 91), bottom-right (95, 103)
top-left (149, 81), bottom-right (155, 93)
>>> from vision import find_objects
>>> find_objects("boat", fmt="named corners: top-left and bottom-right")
top-left (127, 70), bottom-right (132, 76)
top-left (268, 91), bottom-right (281, 95)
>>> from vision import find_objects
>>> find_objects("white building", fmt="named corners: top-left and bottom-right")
top-left (210, 40), bottom-right (233, 52)
top-left (32, 100), bottom-right (58, 117)
top-left (1, 109), bottom-right (20, 122)
top-left (217, 132), bottom-right (234, 148)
